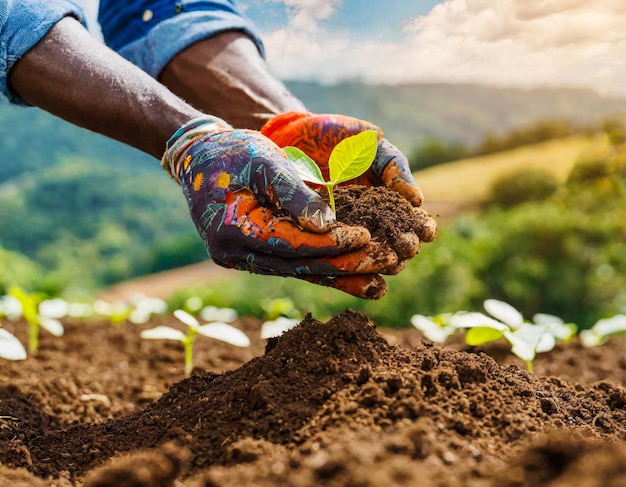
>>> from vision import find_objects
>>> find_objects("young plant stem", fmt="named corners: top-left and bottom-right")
top-left (325, 184), bottom-right (336, 214)
top-left (526, 360), bottom-right (533, 373)
top-left (28, 321), bottom-right (39, 356)
top-left (183, 327), bottom-right (198, 376)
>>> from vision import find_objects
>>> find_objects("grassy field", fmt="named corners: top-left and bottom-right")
top-left (414, 134), bottom-right (610, 207)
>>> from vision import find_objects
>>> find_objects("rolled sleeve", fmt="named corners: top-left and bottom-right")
top-left (99, 1), bottom-right (265, 79)
top-left (0, 0), bottom-right (85, 105)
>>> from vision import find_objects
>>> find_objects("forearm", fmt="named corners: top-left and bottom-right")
top-left (8, 17), bottom-right (205, 159)
top-left (160, 31), bottom-right (307, 130)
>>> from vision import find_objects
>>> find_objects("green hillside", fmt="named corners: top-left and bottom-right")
top-left (414, 134), bottom-right (611, 205)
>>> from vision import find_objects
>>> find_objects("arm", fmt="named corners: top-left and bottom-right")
top-left (8, 16), bottom-right (204, 159)
top-left (160, 30), bottom-right (306, 131)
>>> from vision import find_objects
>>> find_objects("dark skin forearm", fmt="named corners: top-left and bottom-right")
top-left (160, 31), bottom-right (307, 130)
top-left (8, 17), bottom-right (205, 159)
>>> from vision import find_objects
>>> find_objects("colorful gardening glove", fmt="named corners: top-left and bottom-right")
top-left (261, 112), bottom-right (437, 244)
top-left (161, 117), bottom-right (402, 299)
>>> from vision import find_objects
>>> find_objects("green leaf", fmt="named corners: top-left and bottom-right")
top-left (328, 131), bottom-right (378, 184)
top-left (465, 326), bottom-right (504, 346)
top-left (284, 146), bottom-right (326, 185)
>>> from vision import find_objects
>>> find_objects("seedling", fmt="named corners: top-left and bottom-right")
top-left (94, 299), bottom-right (133, 326)
top-left (284, 130), bottom-right (378, 213)
top-left (449, 299), bottom-right (576, 372)
top-left (8, 287), bottom-right (64, 355)
top-left (141, 309), bottom-right (250, 376)
top-left (580, 314), bottom-right (626, 347)
top-left (127, 295), bottom-right (168, 324)
top-left (261, 297), bottom-right (301, 320)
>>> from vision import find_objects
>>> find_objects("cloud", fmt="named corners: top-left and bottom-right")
top-left (261, 0), bottom-right (626, 97)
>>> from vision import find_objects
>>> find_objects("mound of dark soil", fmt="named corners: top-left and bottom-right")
top-left (1, 310), bottom-right (625, 486)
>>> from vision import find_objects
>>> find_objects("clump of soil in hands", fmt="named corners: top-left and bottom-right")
top-left (329, 185), bottom-right (437, 299)
top-left (335, 185), bottom-right (436, 260)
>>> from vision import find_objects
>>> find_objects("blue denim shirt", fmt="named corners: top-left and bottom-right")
top-left (99, 0), bottom-right (265, 79)
top-left (0, 0), bottom-right (85, 104)
top-left (1, 0), bottom-right (263, 104)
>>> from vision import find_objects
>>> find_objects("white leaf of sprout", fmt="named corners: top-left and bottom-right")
top-left (39, 316), bottom-right (64, 337)
top-left (94, 299), bottom-right (129, 317)
top-left (129, 296), bottom-right (168, 324)
top-left (483, 299), bottom-right (524, 329)
top-left (508, 324), bottom-right (550, 361)
top-left (142, 309), bottom-right (250, 347)
top-left (141, 325), bottom-right (186, 341)
top-left (197, 323), bottom-right (250, 347)
top-left (200, 305), bottom-right (238, 323)
top-left (580, 314), bottom-right (626, 347)
top-left (38, 298), bottom-right (69, 319)
top-left (533, 313), bottom-right (577, 342)
top-left (35, 298), bottom-right (66, 337)
top-left (410, 314), bottom-right (457, 343)
top-left (532, 313), bottom-right (563, 325)
top-left (0, 328), bottom-right (27, 360)
top-left (449, 311), bottom-right (509, 331)
top-left (0, 295), bottom-right (22, 321)
top-left (174, 309), bottom-right (199, 328)
top-left (260, 317), bottom-right (300, 339)
top-left (68, 302), bottom-right (94, 319)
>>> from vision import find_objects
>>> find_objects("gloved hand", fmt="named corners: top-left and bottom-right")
top-left (261, 112), bottom-right (437, 245)
top-left (161, 117), bottom-right (402, 299)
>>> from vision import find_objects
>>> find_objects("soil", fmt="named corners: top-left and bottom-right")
top-left (2, 186), bottom-right (625, 486)
top-left (1, 311), bottom-right (625, 486)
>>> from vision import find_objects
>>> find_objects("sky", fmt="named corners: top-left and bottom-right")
top-left (80, 0), bottom-right (626, 98)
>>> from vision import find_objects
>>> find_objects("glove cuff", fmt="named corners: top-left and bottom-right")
top-left (161, 116), bottom-right (231, 183)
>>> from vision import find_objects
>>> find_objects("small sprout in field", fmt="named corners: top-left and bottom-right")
top-left (285, 130), bottom-right (379, 213)
top-left (184, 296), bottom-right (204, 313)
top-left (261, 297), bottom-right (301, 320)
top-left (260, 317), bottom-right (301, 339)
top-left (141, 309), bottom-right (250, 376)
top-left (8, 287), bottom-right (64, 355)
top-left (580, 314), bottom-right (626, 347)
top-left (410, 313), bottom-right (456, 343)
top-left (128, 294), bottom-right (168, 324)
top-left (0, 328), bottom-right (27, 361)
top-left (38, 298), bottom-right (69, 319)
top-left (449, 299), bottom-right (577, 372)
top-left (200, 305), bottom-right (238, 323)
top-left (94, 299), bottom-right (132, 326)
top-left (67, 302), bottom-right (95, 319)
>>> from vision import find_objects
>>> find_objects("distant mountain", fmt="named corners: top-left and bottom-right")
top-left (286, 81), bottom-right (626, 153)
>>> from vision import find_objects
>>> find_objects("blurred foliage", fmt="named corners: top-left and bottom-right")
top-left (286, 81), bottom-right (626, 154)
top-left (0, 155), bottom-right (196, 295)
top-left (487, 169), bottom-right (560, 208)
top-left (408, 138), bottom-right (468, 171)
top-left (474, 119), bottom-right (578, 156)
top-left (0, 248), bottom-right (43, 294)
